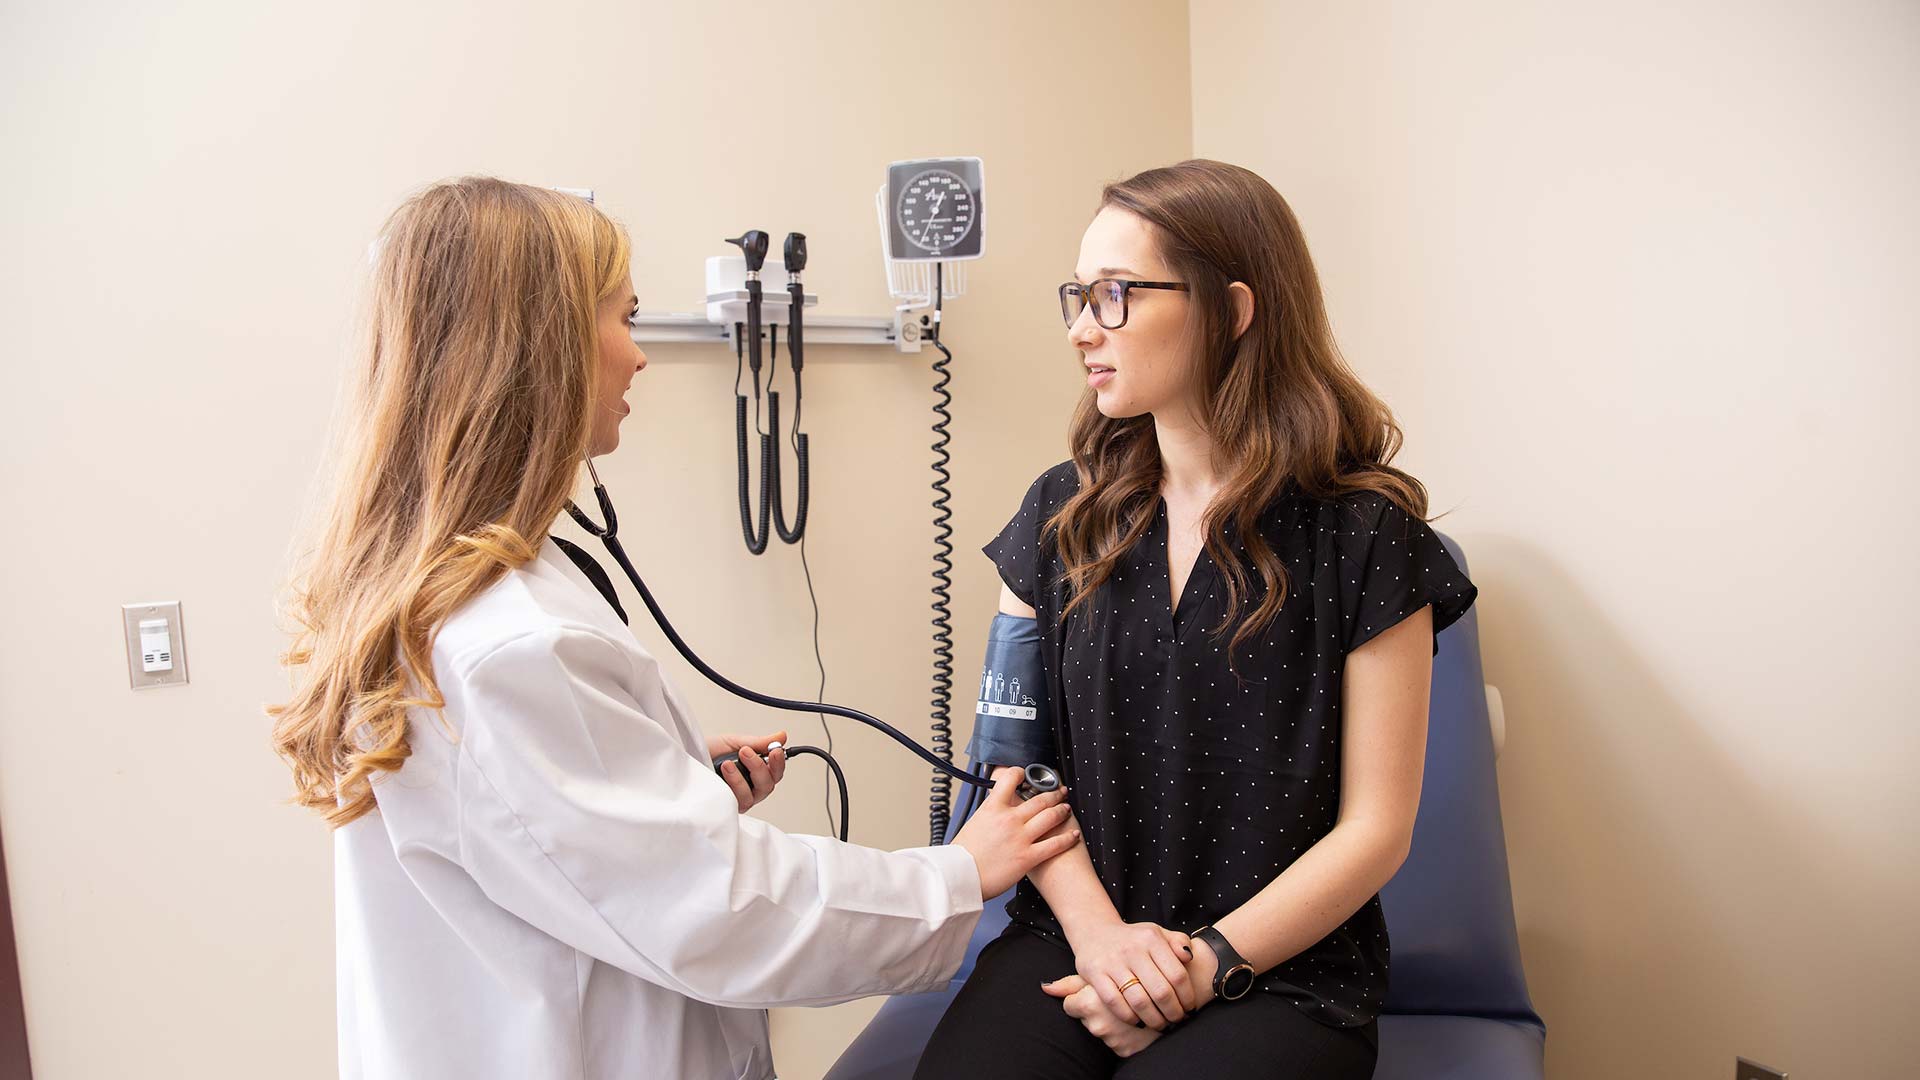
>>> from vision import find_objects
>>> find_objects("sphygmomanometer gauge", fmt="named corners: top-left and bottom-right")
top-left (887, 158), bottom-right (985, 261)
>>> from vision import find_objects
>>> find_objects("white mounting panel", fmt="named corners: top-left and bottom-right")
top-left (630, 312), bottom-right (898, 347)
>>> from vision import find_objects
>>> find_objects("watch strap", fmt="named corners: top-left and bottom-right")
top-left (1190, 924), bottom-right (1257, 1001)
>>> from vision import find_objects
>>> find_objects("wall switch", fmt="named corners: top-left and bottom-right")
top-left (139, 619), bottom-right (173, 671)
top-left (123, 601), bottom-right (188, 689)
top-left (1736, 1057), bottom-right (1788, 1080)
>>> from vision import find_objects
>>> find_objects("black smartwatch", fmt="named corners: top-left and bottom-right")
top-left (1190, 924), bottom-right (1256, 1002)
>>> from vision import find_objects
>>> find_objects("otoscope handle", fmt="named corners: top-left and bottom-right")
top-left (786, 280), bottom-right (805, 374)
top-left (783, 232), bottom-right (806, 375)
top-left (743, 278), bottom-right (763, 375)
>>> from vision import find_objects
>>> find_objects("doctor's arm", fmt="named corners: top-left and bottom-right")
top-left (451, 624), bottom-right (1069, 1010)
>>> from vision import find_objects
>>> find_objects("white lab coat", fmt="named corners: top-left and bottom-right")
top-left (335, 537), bottom-right (983, 1080)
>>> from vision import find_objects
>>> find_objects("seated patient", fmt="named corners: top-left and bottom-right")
top-left (917, 160), bottom-right (1476, 1080)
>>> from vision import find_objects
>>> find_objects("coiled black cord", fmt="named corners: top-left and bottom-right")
top-left (772, 398), bottom-right (810, 543)
top-left (768, 333), bottom-right (810, 545)
top-left (773, 283), bottom-right (810, 544)
top-left (734, 323), bottom-right (772, 555)
top-left (926, 262), bottom-right (956, 846)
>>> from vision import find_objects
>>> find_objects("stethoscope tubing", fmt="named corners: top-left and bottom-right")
top-left (565, 466), bottom-right (993, 792)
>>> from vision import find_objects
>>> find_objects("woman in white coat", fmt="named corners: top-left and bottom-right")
top-left (269, 178), bottom-right (1080, 1080)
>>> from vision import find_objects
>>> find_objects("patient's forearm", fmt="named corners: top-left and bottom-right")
top-left (1211, 821), bottom-right (1406, 975)
top-left (1027, 811), bottom-right (1121, 943)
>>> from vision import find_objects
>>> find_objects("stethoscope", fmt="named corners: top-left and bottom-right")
top-left (564, 458), bottom-right (1061, 843)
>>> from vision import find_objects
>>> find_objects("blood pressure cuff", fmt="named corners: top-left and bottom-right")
top-left (966, 614), bottom-right (1058, 770)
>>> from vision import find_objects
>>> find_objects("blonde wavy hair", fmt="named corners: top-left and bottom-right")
top-left (270, 177), bottom-right (631, 827)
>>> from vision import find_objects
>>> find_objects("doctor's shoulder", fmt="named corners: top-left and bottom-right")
top-left (426, 568), bottom-right (636, 697)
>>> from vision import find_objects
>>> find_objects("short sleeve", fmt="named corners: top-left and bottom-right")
top-left (982, 464), bottom-right (1070, 609)
top-left (1337, 493), bottom-right (1477, 656)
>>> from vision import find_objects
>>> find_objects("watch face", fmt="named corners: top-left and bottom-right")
top-left (1222, 964), bottom-right (1257, 1000)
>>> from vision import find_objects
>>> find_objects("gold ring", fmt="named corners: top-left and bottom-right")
top-left (1116, 977), bottom-right (1142, 994)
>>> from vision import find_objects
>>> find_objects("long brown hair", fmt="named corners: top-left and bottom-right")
top-left (1051, 160), bottom-right (1427, 665)
top-left (269, 178), bottom-right (631, 826)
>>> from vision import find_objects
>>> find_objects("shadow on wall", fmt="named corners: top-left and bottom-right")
top-left (1472, 538), bottom-right (1881, 1078)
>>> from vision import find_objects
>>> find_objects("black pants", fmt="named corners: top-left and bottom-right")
top-left (912, 925), bottom-right (1378, 1080)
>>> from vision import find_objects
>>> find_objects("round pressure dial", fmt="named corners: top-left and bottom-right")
top-left (894, 169), bottom-right (978, 256)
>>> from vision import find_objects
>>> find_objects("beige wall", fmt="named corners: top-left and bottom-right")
top-left (0, 2), bottom-right (1190, 1077)
top-left (1191, 1), bottom-right (1920, 1077)
top-left (9, 1), bottom-right (1917, 1078)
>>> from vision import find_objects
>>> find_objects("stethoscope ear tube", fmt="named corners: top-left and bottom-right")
top-left (564, 478), bottom-right (1017, 794)
top-left (570, 457), bottom-right (616, 538)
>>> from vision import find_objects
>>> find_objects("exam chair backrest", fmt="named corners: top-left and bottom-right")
top-left (1380, 535), bottom-right (1540, 1027)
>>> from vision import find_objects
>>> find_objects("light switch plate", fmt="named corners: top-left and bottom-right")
top-left (1736, 1057), bottom-right (1787, 1080)
top-left (123, 601), bottom-right (188, 689)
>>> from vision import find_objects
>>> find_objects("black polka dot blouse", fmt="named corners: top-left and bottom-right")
top-left (983, 461), bottom-right (1477, 1030)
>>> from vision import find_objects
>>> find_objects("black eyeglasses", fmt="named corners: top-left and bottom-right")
top-left (1058, 278), bottom-right (1189, 330)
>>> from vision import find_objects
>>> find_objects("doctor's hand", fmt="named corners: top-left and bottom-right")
top-left (708, 732), bottom-right (788, 812)
top-left (952, 767), bottom-right (1081, 899)
top-left (1041, 975), bottom-right (1163, 1058)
